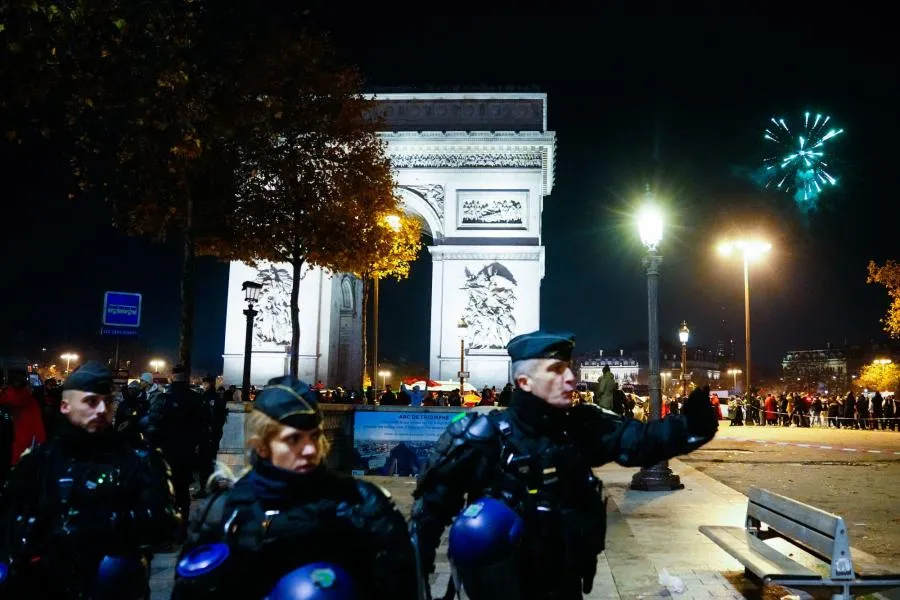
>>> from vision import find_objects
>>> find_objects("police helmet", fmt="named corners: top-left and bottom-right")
top-left (266, 562), bottom-right (356, 600)
top-left (449, 497), bottom-right (524, 568)
top-left (176, 543), bottom-right (231, 579)
top-left (94, 555), bottom-right (149, 600)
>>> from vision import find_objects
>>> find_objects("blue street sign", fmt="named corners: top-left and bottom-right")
top-left (102, 291), bottom-right (142, 328)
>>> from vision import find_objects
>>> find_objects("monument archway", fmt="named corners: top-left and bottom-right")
top-left (221, 93), bottom-right (556, 389)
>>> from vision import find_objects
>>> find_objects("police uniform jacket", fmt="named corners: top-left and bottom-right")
top-left (0, 419), bottom-right (181, 597)
top-left (411, 388), bottom-right (715, 598)
top-left (173, 457), bottom-right (418, 600)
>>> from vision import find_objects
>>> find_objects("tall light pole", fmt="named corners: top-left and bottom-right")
top-left (631, 195), bottom-right (683, 491)
top-left (718, 239), bottom-right (771, 393)
top-left (372, 214), bottom-right (402, 389)
top-left (241, 280), bottom-right (263, 400)
top-left (679, 321), bottom-right (690, 398)
top-left (457, 319), bottom-right (468, 393)
top-left (60, 353), bottom-right (79, 375)
top-left (728, 368), bottom-right (742, 392)
top-left (378, 369), bottom-right (391, 391)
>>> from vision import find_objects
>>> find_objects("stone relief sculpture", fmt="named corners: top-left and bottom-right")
top-left (253, 263), bottom-right (294, 347)
top-left (401, 184), bottom-right (445, 219)
top-left (460, 262), bottom-right (518, 350)
top-left (390, 152), bottom-right (542, 169)
top-left (460, 196), bottom-right (524, 225)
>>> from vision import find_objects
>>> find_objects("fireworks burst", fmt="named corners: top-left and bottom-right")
top-left (763, 112), bottom-right (843, 211)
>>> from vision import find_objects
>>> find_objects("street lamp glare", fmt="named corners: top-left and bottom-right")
top-left (678, 321), bottom-right (690, 344)
top-left (637, 204), bottom-right (663, 250)
top-left (383, 214), bottom-right (402, 232)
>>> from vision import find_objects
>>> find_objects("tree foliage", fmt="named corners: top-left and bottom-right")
top-left (857, 361), bottom-right (900, 393)
top-left (867, 260), bottom-right (900, 339)
top-left (224, 32), bottom-right (405, 377)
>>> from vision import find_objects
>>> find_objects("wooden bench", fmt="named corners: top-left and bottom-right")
top-left (700, 487), bottom-right (900, 599)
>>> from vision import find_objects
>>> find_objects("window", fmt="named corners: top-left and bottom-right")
top-left (340, 278), bottom-right (354, 311)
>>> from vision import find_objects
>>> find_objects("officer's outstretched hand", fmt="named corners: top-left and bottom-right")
top-left (682, 386), bottom-right (718, 439)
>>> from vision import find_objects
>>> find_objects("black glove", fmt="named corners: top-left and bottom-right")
top-left (682, 386), bottom-right (718, 439)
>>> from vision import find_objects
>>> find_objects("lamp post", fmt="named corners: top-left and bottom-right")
top-left (727, 368), bottom-right (742, 392)
top-left (60, 353), bottom-right (79, 375)
top-left (718, 239), bottom-right (771, 393)
top-left (378, 369), bottom-right (391, 391)
top-left (457, 319), bottom-right (468, 393)
top-left (372, 214), bottom-right (402, 389)
top-left (149, 359), bottom-right (165, 374)
top-left (630, 195), bottom-right (683, 491)
top-left (679, 321), bottom-right (690, 398)
top-left (241, 280), bottom-right (263, 400)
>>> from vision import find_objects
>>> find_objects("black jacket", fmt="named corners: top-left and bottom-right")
top-left (173, 458), bottom-right (418, 600)
top-left (0, 420), bottom-right (181, 597)
top-left (411, 389), bottom-right (714, 599)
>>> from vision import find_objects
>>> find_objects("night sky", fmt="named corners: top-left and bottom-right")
top-left (3, 12), bottom-right (898, 377)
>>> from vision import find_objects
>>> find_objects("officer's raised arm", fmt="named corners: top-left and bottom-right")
top-left (571, 386), bottom-right (719, 468)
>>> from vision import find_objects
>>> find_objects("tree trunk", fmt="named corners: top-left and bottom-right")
top-left (178, 191), bottom-right (195, 379)
top-left (289, 239), bottom-right (303, 377)
top-left (360, 275), bottom-right (368, 388)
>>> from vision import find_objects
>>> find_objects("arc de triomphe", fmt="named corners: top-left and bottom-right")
top-left (222, 92), bottom-right (556, 390)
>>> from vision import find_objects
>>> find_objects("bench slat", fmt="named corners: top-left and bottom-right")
top-left (749, 503), bottom-right (836, 561)
top-left (700, 525), bottom-right (821, 581)
top-left (850, 552), bottom-right (900, 579)
top-left (749, 488), bottom-right (840, 537)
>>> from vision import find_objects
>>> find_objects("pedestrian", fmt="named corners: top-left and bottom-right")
top-left (172, 375), bottom-right (418, 599)
top-left (0, 361), bottom-right (180, 598)
top-left (596, 365), bottom-right (616, 410)
top-left (410, 330), bottom-right (719, 600)
top-left (0, 369), bottom-right (46, 465)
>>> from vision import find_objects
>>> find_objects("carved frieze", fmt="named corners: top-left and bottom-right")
top-left (372, 98), bottom-right (544, 132)
top-left (457, 190), bottom-right (527, 229)
top-left (390, 152), bottom-right (543, 169)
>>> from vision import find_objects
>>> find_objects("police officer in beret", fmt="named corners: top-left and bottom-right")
top-left (411, 330), bottom-right (719, 600)
top-left (0, 360), bottom-right (181, 599)
top-left (172, 375), bottom-right (418, 600)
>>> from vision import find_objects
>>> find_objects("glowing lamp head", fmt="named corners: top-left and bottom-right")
top-left (637, 204), bottom-right (663, 251)
top-left (718, 239), bottom-right (771, 261)
top-left (678, 321), bottom-right (690, 345)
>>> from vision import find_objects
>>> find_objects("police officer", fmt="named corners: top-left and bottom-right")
top-left (172, 375), bottom-right (418, 600)
top-left (0, 360), bottom-right (181, 598)
top-left (410, 331), bottom-right (719, 600)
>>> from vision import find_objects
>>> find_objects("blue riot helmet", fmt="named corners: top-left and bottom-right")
top-left (0, 561), bottom-right (8, 587)
top-left (176, 543), bottom-right (231, 579)
top-left (266, 562), bottom-right (356, 600)
top-left (449, 498), bottom-right (524, 600)
top-left (93, 555), bottom-right (149, 600)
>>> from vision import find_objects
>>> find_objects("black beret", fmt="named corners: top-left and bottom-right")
top-left (255, 375), bottom-right (322, 430)
top-left (507, 330), bottom-right (576, 362)
top-left (62, 360), bottom-right (114, 395)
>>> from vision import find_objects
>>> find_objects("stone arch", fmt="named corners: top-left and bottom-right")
top-left (396, 186), bottom-right (444, 240)
top-left (340, 276), bottom-right (354, 312)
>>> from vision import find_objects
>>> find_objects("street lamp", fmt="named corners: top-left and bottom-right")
top-left (241, 280), bottom-right (263, 401)
top-left (661, 371), bottom-right (671, 394)
top-left (679, 321), bottom-right (690, 398)
top-left (378, 369), bottom-right (391, 391)
top-left (718, 238), bottom-right (771, 393)
top-left (727, 368), bottom-right (742, 391)
top-left (630, 193), bottom-right (683, 492)
top-left (457, 318), bottom-right (468, 393)
top-left (372, 214), bottom-right (403, 388)
top-left (60, 352), bottom-right (79, 375)
top-left (149, 359), bottom-right (165, 374)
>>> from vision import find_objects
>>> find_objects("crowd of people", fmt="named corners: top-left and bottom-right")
top-left (725, 390), bottom-right (899, 429)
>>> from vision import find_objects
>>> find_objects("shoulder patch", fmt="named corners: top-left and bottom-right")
top-left (451, 412), bottom-right (468, 423)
